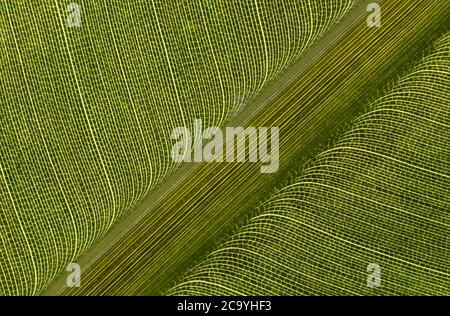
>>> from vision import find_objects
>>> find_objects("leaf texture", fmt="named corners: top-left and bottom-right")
top-left (0, 0), bottom-right (355, 295)
top-left (168, 34), bottom-right (450, 296)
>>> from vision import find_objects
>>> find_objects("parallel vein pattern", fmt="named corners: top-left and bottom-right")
top-left (168, 34), bottom-right (450, 296)
top-left (0, 0), bottom-right (355, 295)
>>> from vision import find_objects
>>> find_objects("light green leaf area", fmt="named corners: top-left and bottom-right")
top-left (0, 0), bottom-right (355, 295)
top-left (168, 34), bottom-right (450, 296)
